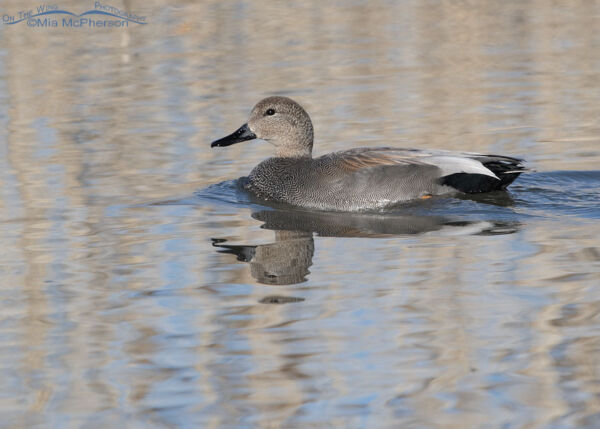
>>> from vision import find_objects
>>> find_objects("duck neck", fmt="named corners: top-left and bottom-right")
top-left (275, 125), bottom-right (314, 158)
top-left (275, 144), bottom-right (312, 158)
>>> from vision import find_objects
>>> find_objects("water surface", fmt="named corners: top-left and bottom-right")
top-left (1, 0), bottom-right (599, 427)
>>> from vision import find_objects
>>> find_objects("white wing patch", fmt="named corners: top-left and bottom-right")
top-left (423, 156), bottom-right (499, 179)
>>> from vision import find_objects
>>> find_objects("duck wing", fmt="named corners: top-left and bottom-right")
top-left (317, 147), bottom-right (526, 193)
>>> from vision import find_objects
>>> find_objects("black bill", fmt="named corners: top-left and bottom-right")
top-left (211, 123), bottom-right (257, 148)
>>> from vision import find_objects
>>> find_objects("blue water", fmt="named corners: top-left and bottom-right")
top-left (1, 0), bottom-right (600, 427)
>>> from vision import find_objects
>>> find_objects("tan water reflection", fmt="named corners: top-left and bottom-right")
top-left (1, 0), bottom-right (600, 427)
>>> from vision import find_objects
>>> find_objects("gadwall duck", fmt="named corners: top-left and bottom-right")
top-left (211, 96), bottom-right (526, 211)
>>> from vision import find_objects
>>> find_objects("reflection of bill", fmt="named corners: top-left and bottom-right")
top-left (212, 208), bottom-right (519, 288)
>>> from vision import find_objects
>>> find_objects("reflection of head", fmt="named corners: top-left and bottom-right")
top-left (213, 231), bottom-right (314, 286)
top-left (250, 232), bottom-right (314, 285)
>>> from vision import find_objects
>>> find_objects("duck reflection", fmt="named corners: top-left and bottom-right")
top-left (212, 207), bottom-right (519, 291)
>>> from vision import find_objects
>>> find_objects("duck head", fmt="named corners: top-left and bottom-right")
top-left (211, 96), bottom-right (314, 158)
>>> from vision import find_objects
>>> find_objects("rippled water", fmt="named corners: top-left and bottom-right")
top-left (1, 0), bottom-right (600, 427)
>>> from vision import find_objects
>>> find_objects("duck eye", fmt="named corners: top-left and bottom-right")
top-left (266, 108), bottom-right (276, 116)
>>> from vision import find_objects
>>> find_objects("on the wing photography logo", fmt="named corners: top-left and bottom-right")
top-left (2, 2), bottom-right (147, 28)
